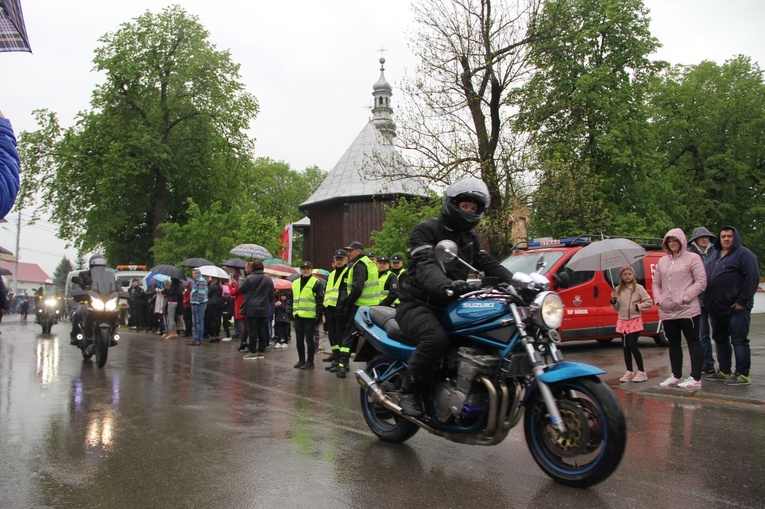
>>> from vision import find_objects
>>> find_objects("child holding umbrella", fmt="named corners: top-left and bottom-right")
top-left (611, 265), bottom-right (653, 382)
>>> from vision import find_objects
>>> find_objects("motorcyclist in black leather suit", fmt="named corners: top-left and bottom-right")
top-left (396, 178), bottom-right (513, 418)
top-left (70, 254), bottom-right (111, 345)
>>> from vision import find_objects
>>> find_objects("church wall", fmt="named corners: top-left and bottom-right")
top-left (300, 198), bottom-right (394, 270)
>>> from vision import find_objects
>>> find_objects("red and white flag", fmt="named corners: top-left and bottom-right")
top-left (278, 223), bottom-right (292, 264)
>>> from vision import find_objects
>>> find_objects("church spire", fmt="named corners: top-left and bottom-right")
top-left (371, 57), bottom-right (395, 138)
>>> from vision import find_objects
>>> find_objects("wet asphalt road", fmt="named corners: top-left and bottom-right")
top-left (0, 315), bottom-right (763, 509)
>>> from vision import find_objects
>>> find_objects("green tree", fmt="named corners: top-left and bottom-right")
top-left (152, 160), bottom-right (325, 266)
top-left (370, 195), bottom-right (440, 257)
top-left (518, 0), bottom-right (666, 236)
top-left (52, 257), bottom-right (75, 296)
top-left (650, 56), bottom-right (765, 270)
top-left (152, 200), bottom-right (279, 266)
top-left (17, 6), bottom-right (258, 266)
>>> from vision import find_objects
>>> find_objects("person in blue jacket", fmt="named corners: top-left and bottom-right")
top-left (704, 226), bottom-right (760, 386)
top-left (0, 110), bottom-right (22, 219)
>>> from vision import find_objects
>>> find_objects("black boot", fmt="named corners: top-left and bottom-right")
top-left (399, 375), bottom-right (425, 418)
top-left (322, 353), bottom-right (337, 363)
top-left (336, 357), bottom-right (348, 378)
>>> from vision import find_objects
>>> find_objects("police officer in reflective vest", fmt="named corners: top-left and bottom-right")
top-left (323, 249), bottom-right (350, 371)
top-left (291, 261), bottom-right (324, 370)
top-left (376, 256), bottom-right (399, 307)
top-left (336, 241), bottom-right (379, 378)
top-left (390, 253), bottom-right (405, 278)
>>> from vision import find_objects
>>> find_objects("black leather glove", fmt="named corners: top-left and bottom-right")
top-left (447, 280), bottom-right (473, 297)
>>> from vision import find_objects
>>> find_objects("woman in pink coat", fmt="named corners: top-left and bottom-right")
top-left (652, 228), bottom-right (707, 389)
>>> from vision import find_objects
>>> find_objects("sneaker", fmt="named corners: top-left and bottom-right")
top-left (238, 346), bottom-right (249, 353)
top-left (293, 361), bottom-right (306, 369)
top-left (725, 373), bottom-right (751, 386)
top-left (702, 367), bottom-right (717, 376)
top-left (301, 362), bottom-right (315, 370)
top-left (659, 376), bottom-right (682, 387)
top-left (704, 370), bottom-right (732, 382)
top-left (677, 377), bottom-right (701, 389)
top-left (632, 371), bottom-right (648, 383)
top-left (222, 336), bottom-right (232, 342)
top-left (255, 352), bottom-right (265, 359)
top-left (619, 371), bottom-right (634, 383)
top-left (244, 353), bottom-right (258, 359)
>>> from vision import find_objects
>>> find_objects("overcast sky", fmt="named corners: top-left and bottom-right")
top-left (1, 0), bottom-right (763, 277)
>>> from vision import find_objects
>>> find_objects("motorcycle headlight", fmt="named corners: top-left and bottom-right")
top-left (104, 297), bottom-right (118, 312)
top-left (531, 291), bottom-right (564, 329)
top-left (91, 298), bottom-right (105, 311)
top-left (44, 298), bottom-right (57, 307)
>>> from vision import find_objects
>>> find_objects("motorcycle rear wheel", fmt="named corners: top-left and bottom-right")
top-left (95, 329), bottom-right (109, 368)
top-left (360, 356), bottom-right (419, 443)
top-left (524, 377), bottom-right (626, 488)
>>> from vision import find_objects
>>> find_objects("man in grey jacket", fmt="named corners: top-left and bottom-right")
top-left (687, 226), bottom-right (718, 374)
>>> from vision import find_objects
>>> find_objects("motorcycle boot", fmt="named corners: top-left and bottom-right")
top-left (399, 375), bottom-right (425, 418)
top-left (326, 360), bottom-right (339, 372)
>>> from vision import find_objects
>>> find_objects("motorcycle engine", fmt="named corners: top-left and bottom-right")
top-left (433, 347), bottom-right (499, 424)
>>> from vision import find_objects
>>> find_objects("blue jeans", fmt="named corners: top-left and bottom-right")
top-left (699, 307), bottom-right (715, 372)
top-left (192, 303), bottom-right (207, 343)
top-left (710, 308), bottom-right (751, 376)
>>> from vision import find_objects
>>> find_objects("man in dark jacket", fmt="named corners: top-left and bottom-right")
top-left (396, 178), bottom-right (513, 417)
top-left (704, 226), bottom-right (759, 386)
top-left (687, 226), bottom-right (718, 374)
top-left (127, 279), bottom-right (145, 330)
top-left (238, 260), bottom-right (274, 358)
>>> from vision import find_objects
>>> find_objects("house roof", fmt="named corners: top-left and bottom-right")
top-left (0, 260), bottom-right (51, 284)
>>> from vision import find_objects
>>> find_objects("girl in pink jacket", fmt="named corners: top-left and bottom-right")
top-left (611, 265), bottom-right (653, 382)
top-left (652, 228), bottom-right (707, 389)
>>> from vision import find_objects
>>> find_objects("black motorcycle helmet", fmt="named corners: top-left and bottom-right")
top-left (440, 177), bottom-right (491, 232)
top-left (89, 254), bottom-right (107, 269)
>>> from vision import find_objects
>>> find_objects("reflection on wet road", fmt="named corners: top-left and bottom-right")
top-left (0, 318), bottom-right (762, 508)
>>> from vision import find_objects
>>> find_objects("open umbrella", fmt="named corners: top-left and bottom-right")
top-left (150, 264), bottom-right (185, 281)
top-left (198, 265), bottom-right (230, 280)
top-left (181, 257), bottom-right (214, 268)
top-left (0, 0), bottom-right (31, 53)
top-left (272, 278), bottom-right (292, 290)
top-left (312, 268), bottom-right (330, 280)
top-left (229, 243), bottom-right (272, 260)
top-left (264, 267), bottom-right (293, 278)
top-left (220, 258), bottom-right (246, 269)
top-left (566, 238), bottom-right (646, 273)
top-left (0, 267), bottom-right (11, 276)
top-left (266, 263), bottom-right (296, 274)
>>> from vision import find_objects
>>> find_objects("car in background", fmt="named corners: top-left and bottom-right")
top-left (500, 235), bottom-right (668, 346)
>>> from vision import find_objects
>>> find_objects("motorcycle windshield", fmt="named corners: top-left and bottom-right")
top-left (90, 267), bottom-right (119, 296)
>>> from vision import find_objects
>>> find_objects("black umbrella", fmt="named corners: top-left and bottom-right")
top-left (220, 258), bottom-right (246, 269)
top-left (0, 267), bottom-right (11, 276)
top-left (180, 257), bottom-right (214, 268)
top-left (150, 264), bottom-right (185, 280)
top-left (0, 0), bottom-right (32, 53)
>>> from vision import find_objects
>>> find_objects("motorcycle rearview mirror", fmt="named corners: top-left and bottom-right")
top-left (535, 255), bottom-right (547, 273)
top-left (435, 240), bottom-right (484, 278)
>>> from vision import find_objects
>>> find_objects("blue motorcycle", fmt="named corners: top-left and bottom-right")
top-left (353, 240), bottom-right (626, 488)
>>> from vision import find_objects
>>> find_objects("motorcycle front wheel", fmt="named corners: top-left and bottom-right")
top-left (359, 356), bottom-right (419, 443)
top-left (95, 328), bottom-right (109, 368)
top-left (524, 377), bottom-right (626, 488)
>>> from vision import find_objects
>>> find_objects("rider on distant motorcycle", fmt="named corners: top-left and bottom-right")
top-left (70, 254), bottom-right (117, 345)
top-left (396, 177), bottom-right (514, 418)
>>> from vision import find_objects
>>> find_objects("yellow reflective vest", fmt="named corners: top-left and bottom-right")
top-left (348, 256), bottom-right (379, 306)
top-left (292, 277), bottom-right (319, 318)
top-left (324, 266), bottom-right (349, 308)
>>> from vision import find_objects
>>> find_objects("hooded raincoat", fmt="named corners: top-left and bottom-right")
top-left (652, 228), bottom-right (707, 321)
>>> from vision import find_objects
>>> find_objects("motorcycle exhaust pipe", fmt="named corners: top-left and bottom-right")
top-left (354, 369), bottom-right (403, 413)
